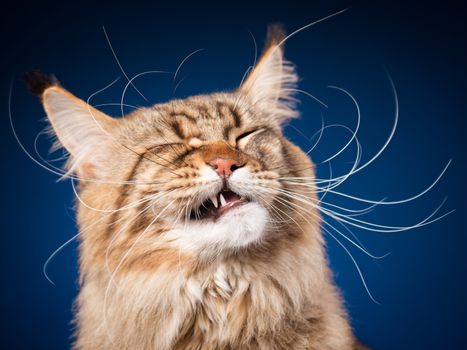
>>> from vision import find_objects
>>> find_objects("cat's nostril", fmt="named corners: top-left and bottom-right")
top-left (209, 158), bottom-right (243, 177)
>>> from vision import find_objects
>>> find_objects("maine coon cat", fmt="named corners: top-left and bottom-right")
top-left (25, 25), bottom-right (369, 349)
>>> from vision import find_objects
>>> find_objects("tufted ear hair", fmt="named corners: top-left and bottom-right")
top-left (239, 24), bottom-right (299, 124)
top-left (23, 71), bottom-right (120, 178)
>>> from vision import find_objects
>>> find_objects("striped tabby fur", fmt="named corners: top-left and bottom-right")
top-left (30, 25), bottom-right (367, 349)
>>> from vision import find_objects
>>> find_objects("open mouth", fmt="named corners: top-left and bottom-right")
top-left (190, 189), bottom-right (249, 220)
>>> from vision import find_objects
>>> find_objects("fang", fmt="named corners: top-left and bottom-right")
top-left (219, 193), bottom-right (227, 207)
top-left (210, 195), bottom-right (218, 208)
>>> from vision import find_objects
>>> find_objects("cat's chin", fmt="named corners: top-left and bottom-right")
top-left (166, 202), bottom-right (268, 255)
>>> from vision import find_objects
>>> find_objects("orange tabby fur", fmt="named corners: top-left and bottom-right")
top-left (32, 25), bottom-right (368, 349)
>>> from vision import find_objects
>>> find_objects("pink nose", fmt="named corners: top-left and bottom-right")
top-left (209, 158), bottom-right (241, 177)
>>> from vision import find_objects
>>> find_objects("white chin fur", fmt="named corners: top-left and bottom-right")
top-left (166, 202), bottom-right (268, 255)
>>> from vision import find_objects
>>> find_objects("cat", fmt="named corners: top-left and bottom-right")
top-left (24, 25), bottom-right (369, 350)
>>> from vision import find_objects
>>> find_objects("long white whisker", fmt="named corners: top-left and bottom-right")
top-left (173, 76), bottom-right (187, 95)
top-left (320, 129), bottom-right (363, 191)
top-left (43, 233), bottom-right (80, 285)
top-left (249, 29), bottom-right (258, 68)
top-left (324, 226), bottom-right (380, 304)
top-left (251, 181), bottom-right (453, 234)
top-left (173, 48), bottom-right (204, 82)
top-left (93, 102), bottom-right (139, 109)
top-left (321, 160), bottom-right (452, 205)
top-left (323, 71), bottom-right (400, 181)
top-left (120, 70), bottom-right (171, 117)
top-left (286, 72), bottom-right (400, 189)
top-left (102, 26), bottom-right (148, 101)
top-left (323, 220), bottom-right (389, 259)
top-left (34, 130), bottom-right (69, 168)
top-left (320, 198), bottom-right (453, 232)
top-left (305, 112), bottom-right (325, 154)
top-left (281, 157), bottom-right (450, 208)
top-left (283, 124), bottom-right (363, 192)
top-left (276, 9), bottom-right (349, 49)
top-left (42, 208), bottom-right (120, 284)
top-left (319, 198), bottom-right (383, 215)
top-left (252, 186), bottom-right (381, 259)
top-left (284, 88), bottom-right (328, 108)
top-left (321, 85), bottom-right (361, 162)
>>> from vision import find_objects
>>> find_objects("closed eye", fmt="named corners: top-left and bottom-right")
top-left (235, 128), bottom-right (265, 148)
top-left (235, 129), bottom-right (261, 143)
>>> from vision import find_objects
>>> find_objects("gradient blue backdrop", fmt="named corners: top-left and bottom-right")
top-left (2, 1), bottom-right (466, 349)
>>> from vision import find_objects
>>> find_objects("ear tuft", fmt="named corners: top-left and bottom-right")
top-left (239, 24), bottom-right (299, 124)
top-left (265, 23), bottom-right (286, 48)
top-left (22, 70), bottom-right (59, 98)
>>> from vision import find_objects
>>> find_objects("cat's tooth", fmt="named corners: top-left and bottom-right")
top-left (219, 193), bottom-right (227, 207)
top-left (210, 195), bottom-right (218, 208)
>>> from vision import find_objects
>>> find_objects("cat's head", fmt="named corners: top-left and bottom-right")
top-left (27, 25), bottom-right (319, 262)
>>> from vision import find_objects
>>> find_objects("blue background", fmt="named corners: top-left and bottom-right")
top-left (2, 1), bottom-right (466, 349)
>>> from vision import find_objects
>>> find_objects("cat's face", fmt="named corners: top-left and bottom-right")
top-left (113, 93), bottom-right (308, 256)
top-left (37, 26), bottom-right (318, 263)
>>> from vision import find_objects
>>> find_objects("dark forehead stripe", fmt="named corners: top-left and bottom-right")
top-left (169, 107), bottom-right (205, 139)
top-left (228, 105), bottom-right (242, 128)
top-left (215, 102), bottom-right (243, 139)
top-left (215, 102), bottom-right (242, 127)
top-left (105, 153), bottom-right (145, 236)
top-left (197, 105), bottom-right (211, 119)
top-left (171, 120), bottom-right (185, 139)
top-left (223, 125), bottom-right (233, 139)
top-left (169, 110), bottom-right (196, 122)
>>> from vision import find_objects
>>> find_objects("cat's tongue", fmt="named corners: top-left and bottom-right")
top-left (208, 190), bottom-right (244, 215)
top-left (218, 191), bottom-right (242, 212)
top-left (192, 190), bottom-right (246, 220)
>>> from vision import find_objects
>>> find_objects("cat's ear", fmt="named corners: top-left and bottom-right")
top-left (23, 71), bottom-right (119, 178)
top-left (239, 24), bottom-right (298, 124)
